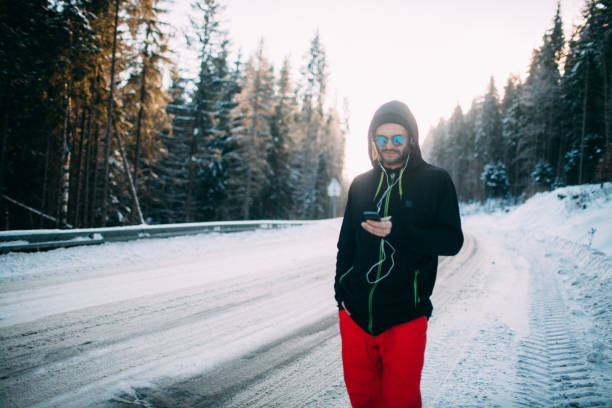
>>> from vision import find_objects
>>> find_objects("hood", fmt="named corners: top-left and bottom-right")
top-left (367, 100), bottom-right (422, 167)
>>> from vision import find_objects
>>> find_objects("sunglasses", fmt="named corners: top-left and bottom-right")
top-left (375, 134), bottom-right (406, 147)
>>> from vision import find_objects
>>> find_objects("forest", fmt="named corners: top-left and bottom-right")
top-left (1, 1), bottom-right (610, 231)
top-left (0, 0), bottom-right (346, 229)
top-left (422, 1), bottom-right (611, 202)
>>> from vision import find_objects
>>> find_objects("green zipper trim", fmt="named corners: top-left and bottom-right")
top-left (368, 182), bottom-right (393, 334)
top-left (414, 269), bottom-right (420, 306)
top-left (399, 168), bottom-right (405, 199)
top-left (339, 266), bottom-right (354, 283)
top-left (373, 171), bottom-right (384, 201)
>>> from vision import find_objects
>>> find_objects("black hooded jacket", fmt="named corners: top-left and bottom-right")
top-left (334, 101), bottom-right (463, 336)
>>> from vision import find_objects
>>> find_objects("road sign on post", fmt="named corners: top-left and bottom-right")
top-left (327, 178), bottom-right (341, 197)
top-left (327, 178), bottom-right (341, 218)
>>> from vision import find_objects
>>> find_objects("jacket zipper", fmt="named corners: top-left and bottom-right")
top-left (368, 181), bottom-right (392, 334)
top-left (414, 269), bottom-right (421, 306)
top-left (368, 239), bottom-right (384, 334)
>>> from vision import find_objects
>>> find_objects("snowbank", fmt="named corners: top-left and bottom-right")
top-left (503, 182), bottom-right (612, 256)
top-left (0, 221), bottom-right (338, 285)
top-left (462, 182), bottom-right (612, 257)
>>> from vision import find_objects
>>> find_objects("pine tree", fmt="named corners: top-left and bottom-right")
top-left (475, 77), bottom-right (503, 163)
top-left (122, 0), bottom-right (172, 223)
top-left (424, 1), bottom-right (610, 204)
top-left (561, 0), bottom-right (609, 184)
top-left (0, 1), bottom-right (67, 229)
top-left (76, 0), bottom-right (140, 227)
top-left (312, 106), bottom-right (346, 218)
top-left (582, 0), bottom-right (611, 181)
top-left (188, 0), bottom-right (227, 221)
top-left (426, 118), bottom-right (449, 170)
top-left (261, 57), bottom-right (298, 219)
top-left (501, 75), bottom-right (527, 194)
top-left (480, 161), bottom-right (510, 198)
top-left (447, 105), bottom-right (470, 199)
top-left (100, 0), bottom-right (121, 225)
top-left (467, 78), bottom-right (503, 200)
top-left (224, 40), bottom-right (275, 220)
top-left (0, 0), bottom-right (125, 228)
top-left (521, 3), bottom-right (565, 191)
top-left (295, 31), bottom-right (328, 218)
top-left (149, 69), bottom-right (194, 223)
top-left (192, 38), bottom-right (240, 220)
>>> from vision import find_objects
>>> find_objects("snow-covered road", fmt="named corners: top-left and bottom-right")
top-left (0, 222), bottom-right (342, 407)
top-left (1, 184), bottom-right (610, 407)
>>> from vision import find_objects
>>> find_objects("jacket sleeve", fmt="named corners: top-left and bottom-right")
top-left (391, 171), bottom-right (463, 256)
top-left (334, 182), bottom-right (356, 309)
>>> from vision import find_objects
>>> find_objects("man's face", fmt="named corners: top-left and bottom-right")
top-left (374, 123), bottom-right (411, 169)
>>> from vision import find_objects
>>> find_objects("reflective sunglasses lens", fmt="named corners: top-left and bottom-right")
top-left (375, 136), bottom-right (388, 146)
top-left (392, 135), bottom-right (405, 146)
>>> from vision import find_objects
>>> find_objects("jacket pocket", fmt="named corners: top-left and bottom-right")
top-left (339, 266), bottom-right (354, 285)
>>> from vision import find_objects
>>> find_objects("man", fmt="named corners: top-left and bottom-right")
top-left (335, 100), bottom-right (463, 407)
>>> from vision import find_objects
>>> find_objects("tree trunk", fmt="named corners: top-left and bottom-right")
top-left (74, 109), bottom-right (87, 227)
top-left (555, 128), bottom-right (565, 183)
top-left (601, 41), bottom-right (611, 178)
top-left (603, 32), bottom-right (611, 155)
top-left (83, 110), bottom-right (93, 227)
top-left (306, 118), bottom-right (321, 218)
top-left (133, 24), bottom-right (151, 195)
top-left (185, 130), bottom-right (196, 222)
top-left (114, 126), bottom-right (145, 225)
top-left (83, 67), bottom-right (98, 227)
top-left (0, 102), bottom-right (7, 196)
top-left (244, 70), bottom-right (262, 221)
top-left (1, 194), bottom-right (68, 227)
top-left (102, 0), bottom-right (120, 226)
top-left (58, 80), bottom-right (72, 229)
top-left (89, 124), bottom-right (100, 227)
top-left (602, 35), bottom-right (612, 180)
top-left (579, 61), bottom-right (589, 185)
top-left (40, 126), bottom-right (51, 229)
top-left (1, 101), bottom-right (8, 229)
top-left (133, 68), bottom-right (145, 193)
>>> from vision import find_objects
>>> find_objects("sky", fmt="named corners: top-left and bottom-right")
top-left (170, 0), bottom-right (586, 181)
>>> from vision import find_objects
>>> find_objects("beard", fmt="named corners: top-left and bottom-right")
top-left (378, 144), bottom-right (411, 167)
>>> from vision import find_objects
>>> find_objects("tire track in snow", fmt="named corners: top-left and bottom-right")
top-left (514, 240), bottom-right (608, 408)
top-left (104, 314), bottom-right (344, 408)
top-left (420, 230), bottom-right (529, 407)
top-left (424, 221), bottom-right (610, 407)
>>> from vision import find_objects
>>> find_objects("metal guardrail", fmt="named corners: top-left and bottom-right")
top-left (0, 220), bottom-right (312, 254)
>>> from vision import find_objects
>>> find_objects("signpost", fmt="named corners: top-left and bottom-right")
top-left (327, 178), bottom-right (341, 218)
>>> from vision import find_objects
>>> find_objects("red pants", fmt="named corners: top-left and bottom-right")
top-left (339, 310), bottom-right (427, 408)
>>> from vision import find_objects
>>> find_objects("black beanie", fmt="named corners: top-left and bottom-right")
top-left (367, 100), bottom-right (420, 165)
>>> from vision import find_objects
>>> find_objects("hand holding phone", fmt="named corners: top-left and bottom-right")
top-left (361, 212), bottom-right (392, 237)
top-left (362, 211), bottom-right (381, 222)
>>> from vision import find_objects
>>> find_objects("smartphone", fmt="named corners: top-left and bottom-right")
top-left (362, 211), bottom-right (381, 222)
